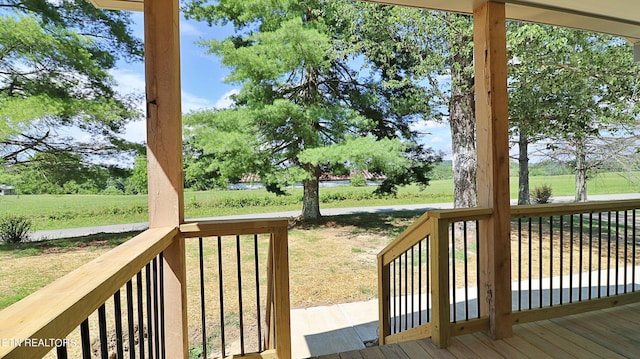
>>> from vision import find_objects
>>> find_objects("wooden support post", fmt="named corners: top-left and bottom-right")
top-left (430, 218), bottom-right (451, 348)
top-left (144, 0), bottom-right (187, 356)
top-left (144, 0), bottom-right (184, 228)
top-left (474, 1), bottom-right (513, 340)
top-left (377, 256), bottom-right (390, 345)
top-left (272, 226), bottom-right (292, 359)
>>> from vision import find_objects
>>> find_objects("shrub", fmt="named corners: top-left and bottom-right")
top-left (0, 215), bottom-right (32, 243)
top-left (350, 173), bottom-right (367, 187)
top-left (531, 184), bottom-right (553, 204)
top-left (101, 185), bottom-right (124, 195)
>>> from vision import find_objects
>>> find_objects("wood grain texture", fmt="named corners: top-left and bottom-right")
top-left (511, 199), bottom-right (640, 218)
top-left (378, 255), bottom-right (391, 345)
top-left (473, 0), bottom-right (513, 340)
top-left (144, 0), bottom-right (184, 228)
top-left (272, 226), bottom-right (292, 359)
top-left (430, 218), bottom-right (451, 347)
top-left (383, 324), bottom-right (432, 345)
top-left (180, 218), bottom-right (289, 238)
top-left (315, 303), bottom-right (640, 359)
top-left (0, 227), bottom-right (177, 358)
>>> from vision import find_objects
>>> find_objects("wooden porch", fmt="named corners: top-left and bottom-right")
top-left (315, 302), bottom-right (640, 359)
top-left (1, 0), bottom-right (640, 358)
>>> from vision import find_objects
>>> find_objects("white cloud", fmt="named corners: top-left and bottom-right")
top-left (182, 92), bottom-right (214, 113)
top-left (214, 89), bottom-right (239, 109)
top-left (111, 69), bottom-right (213, 112)
top-left (122, 89), bottom-right (214, 143)
top-left (111, 69), bottom-right (145, 94)
top-left (411, 119), bottom-right (448, 134)
top-left (180, 20), bottom-right (204, 37)
top-left (123, 120), bottom-right (146, 143)
top-left (122, 91), bottom-right (212, 143)
top-left (422, 120), bottom-right (448, 129)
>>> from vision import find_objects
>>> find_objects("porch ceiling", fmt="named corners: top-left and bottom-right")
top-left (93, 0), bottom-right (640, 43)
top-left (366, 0), bottom-right (640, 43)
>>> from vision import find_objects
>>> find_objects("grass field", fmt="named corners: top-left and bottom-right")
top-left (0, 172), bottom-right (638, 231)
top-left (0, 211), bottom-right (424, 358)
top-left (0, 211), bottom-right (415, 308)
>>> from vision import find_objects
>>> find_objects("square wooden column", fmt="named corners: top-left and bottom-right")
top-left (473, 1), bottom-right (513, 340)
top-left (144, 0), bottom-right (187, 356)
top-left (144, 0), bottom-right (184, 228)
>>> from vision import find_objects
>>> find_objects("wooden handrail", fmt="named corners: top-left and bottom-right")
top-left (0, 227), bottom-right (178, 358)
top-left (378, 207), bottom-right (492, 266)
top-left (427, 207), bottom-right (493, 220)
top-left (380, 199), bottom-right (640, 269)
top-left (511, 199), bottom-right (640, 218)
top-left (180, 218), bottom-right (290, 238)
top-left (1, 219), bottom-right (292, 359)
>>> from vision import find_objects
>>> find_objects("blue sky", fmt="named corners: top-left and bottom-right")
top-left (112, 11), bottom-right (453, 157)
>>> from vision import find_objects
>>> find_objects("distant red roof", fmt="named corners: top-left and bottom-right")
top-left (239, 171), bottom-right (385, 183)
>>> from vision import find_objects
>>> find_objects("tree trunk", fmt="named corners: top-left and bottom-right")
top-left (449, 20), bottom-right (477, 209)
top-left (301, 164), bottom-right (321, 220)
top-left (518, 128), bottom-right (530, 205)
top-left (575, 139), bottom-right (588, 202)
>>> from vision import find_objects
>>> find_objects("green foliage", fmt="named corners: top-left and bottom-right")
top-left (431, 161), bottom-right (453, 180)
top-left (0, 215), bottom-right (32, 243)
top-left (0, 152), bottom-right (131, 195)
top-left (508, 23), bottom-right (640, 201)
top-left (128, 155), bottom-right (148, 195)
top-left (101, 186), bottom-right (124, 195)
top-left (350, 173), bottom-right (367, 187)
top-left (353, 7), bottom-right (478, 207)
top-left (0, 0), bottom-right (143, 175)
top-left (184, 109), bottom-right (260, 189)
top-left (531, 184), bottom-right (553, 204)
top-left (182, 1), bottom-right (440, 218)
top-left (529, 161), bottom-right (573, 177)
top-left (2, 171), bottom-right (639, 231)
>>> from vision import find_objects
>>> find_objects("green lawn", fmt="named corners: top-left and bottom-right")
top-left (1, 172), bottom-right (638, 231)
top-left (522, 172), bottom-right (640, 196)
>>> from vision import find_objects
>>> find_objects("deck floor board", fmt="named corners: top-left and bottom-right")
top-left (314, 303), bottom-right (640, 359)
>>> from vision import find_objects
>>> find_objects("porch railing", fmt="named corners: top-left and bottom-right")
top-left (377, 208), bottom-right (491, 345)
top-left (378, 199), bottom-right (640, 346)
top-left (511, 200), bottom-right (640, 324)
top-left (0, 218), bottom-right (290, 359)
top-left (180, 218), bottom-right (290, 359)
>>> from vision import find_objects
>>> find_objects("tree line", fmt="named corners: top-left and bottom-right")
top-left (2, 0), bottom-right (640, 219)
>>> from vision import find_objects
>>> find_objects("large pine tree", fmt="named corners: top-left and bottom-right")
top-left (183, 0), bottom-right (440, 219)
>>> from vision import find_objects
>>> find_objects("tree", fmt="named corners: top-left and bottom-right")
top-left (183, 0), bottom-right (440, 219)
top-left (508, 24), bottom-right (640, 202)
top-left (444, 14), bottom-right (477, 209)
top-left (0, 0), bottom-right (143, 176)
top-left (351, 7), bottom-right (477, 208)
top-left (507, 23), bottom-right (565, 204)
top-left (128, 154), bottom-right (148, 194)
top-left (0, 151), bottom-right (114, 194)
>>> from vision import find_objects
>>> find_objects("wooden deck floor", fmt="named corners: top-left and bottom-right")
top-left (312, 302), bottom-right (640, 359)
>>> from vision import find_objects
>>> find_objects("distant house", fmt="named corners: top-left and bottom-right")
top-left (0, 185), bottom-right (16, 196)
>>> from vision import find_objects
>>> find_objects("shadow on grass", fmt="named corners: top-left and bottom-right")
top-left (292, 210), bottom-right (424, 237)
top-left (0, 210), bottom-right (428, 257)
top-left (0, 231), bottom-right (143, 257)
